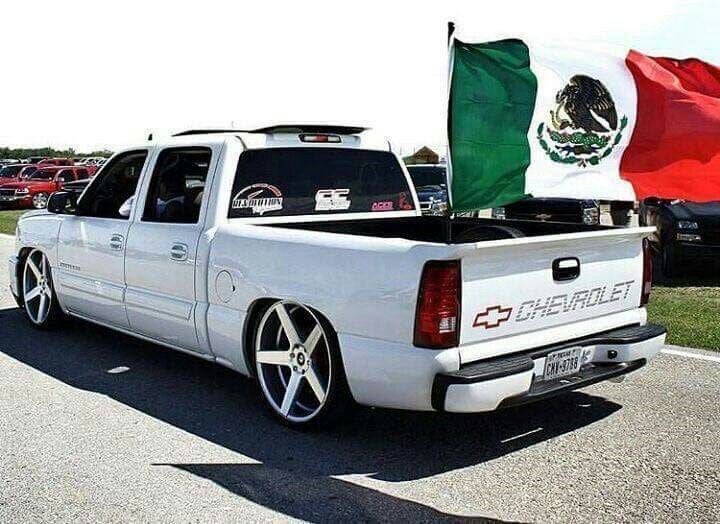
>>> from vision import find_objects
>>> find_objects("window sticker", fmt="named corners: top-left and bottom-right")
top-left (371, 200), bottom-right (394, 211)
top-left (314, 189), bottom-right (351, 211)
top-left (231, 183), bottom-right (283, 215)
top-left (398, 191), bottom-right (414, 210)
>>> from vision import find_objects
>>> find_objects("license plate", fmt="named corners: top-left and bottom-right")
top-left (543, 347), bottom-right (583, 381)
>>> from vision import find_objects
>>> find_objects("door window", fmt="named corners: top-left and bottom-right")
top-left (142, 147), bottom-right (211, 224)
top-left (76, 150), bottom-right (148, 219)
top-left (57, 170), bottom-right (74, 183)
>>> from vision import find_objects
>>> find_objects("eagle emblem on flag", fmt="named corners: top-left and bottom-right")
top-left (537, 74), bottom-right (627, 167)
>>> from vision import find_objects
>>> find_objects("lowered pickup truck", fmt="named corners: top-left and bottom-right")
top-left (8, 126), bottom-right (666, 427)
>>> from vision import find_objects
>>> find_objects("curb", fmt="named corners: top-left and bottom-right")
top-left (0, 233), bottom-right (15, 240)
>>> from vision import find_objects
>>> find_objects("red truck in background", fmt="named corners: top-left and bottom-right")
top-left (37, 158), bottom-right (74, 167)
top-left (0, 165), bottom-right (90, 209)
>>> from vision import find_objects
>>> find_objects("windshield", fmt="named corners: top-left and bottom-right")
top-left (0, 166), bottom-right (23, 178)
top-left (228, 148), bottom-right (416, 218)
top-left (406, 166), bottom-right (447, 188)
top-left (29, 170), bottom-right (55, 180)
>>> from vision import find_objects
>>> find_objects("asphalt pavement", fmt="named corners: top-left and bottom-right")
top-left (0, 236), bottom-right (718, 523)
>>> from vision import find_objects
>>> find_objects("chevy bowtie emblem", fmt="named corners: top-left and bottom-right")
top-left (473, 305), bottom-right (513, 329)
top-left (536, 213), bottom-right (552, 221)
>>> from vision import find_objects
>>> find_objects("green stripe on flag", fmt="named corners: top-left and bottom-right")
top-left (449, 39), bottom-right (537, 211)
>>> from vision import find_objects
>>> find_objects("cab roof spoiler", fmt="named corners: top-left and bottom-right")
top-left (172, 125), bottom-right (370, 137)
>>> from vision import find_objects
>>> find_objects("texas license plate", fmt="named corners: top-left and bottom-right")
top-left (543, 347), bottom-right (583, 381)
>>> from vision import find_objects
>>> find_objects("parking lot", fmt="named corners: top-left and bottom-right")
top-left (1, 235), bottom-right (719, 522)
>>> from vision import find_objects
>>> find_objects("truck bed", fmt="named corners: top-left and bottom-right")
top-left (269, 216), bottom-right (613, 244)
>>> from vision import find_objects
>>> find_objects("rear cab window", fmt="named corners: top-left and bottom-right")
top-left (227, 148), bottom-right (417, 219)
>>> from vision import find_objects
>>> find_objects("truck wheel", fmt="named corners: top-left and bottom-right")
top-left (21, 249), bottom-right (62, 329)
top-left (253, 300), bottom-right (352, 428)
top-left (32, 192), bottom-right (49, 209)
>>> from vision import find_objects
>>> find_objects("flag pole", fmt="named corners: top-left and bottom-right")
top-left (445, 21), bottom-right (456, 244)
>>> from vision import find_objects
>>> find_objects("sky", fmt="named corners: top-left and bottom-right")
top-left (1, 0), bottom-right (719, 153)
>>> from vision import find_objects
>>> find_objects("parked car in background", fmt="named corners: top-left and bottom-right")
top-left (37, 158), bottom-right (74, 167)
top-left (25, 157), bottom-right (47, 164)
top-left (640, 198), bottom-right (720, 276)
top-left (405, 164), bottom-right (448, 215)
top-left (0, 165), bottom-right (90, 209)
top-left (0, 158), bottom-right (20, 166)
top-left (76, 156), bottom-right (107, 167)
top-left (0, 164), bottom-right (33, 184)
top-left (492, 198), bottom-right (600, 225)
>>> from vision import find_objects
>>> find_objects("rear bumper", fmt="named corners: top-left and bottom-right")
top-left (433, 324), bottom-right (666, 412)
top-left (0, 195), bottom-right (31, 208)
top-left (339, 323), bottom-right (666, 412)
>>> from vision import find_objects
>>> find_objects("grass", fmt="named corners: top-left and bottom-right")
top-left (0, 210), bottom-right (24, 236)
top-left (647, 284), bottom-right (720, 351)
top-left (648, 265), bottom-right (720, 351)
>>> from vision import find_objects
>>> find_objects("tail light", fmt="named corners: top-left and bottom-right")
top-left (414, 261), bottom-right (461, 349)
top-left (299, 134), bottom-right (341, 143)
top-left (640, 238), bottom-right (653, 306)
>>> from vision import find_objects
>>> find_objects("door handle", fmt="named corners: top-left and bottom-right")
top-left (109, 234), bottom-right (124, 251)
top-left (553, 257), bottom-right (580, 281)
top-left (170, 243), bottom-right (188, 262)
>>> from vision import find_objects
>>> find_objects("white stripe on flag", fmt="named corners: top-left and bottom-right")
top-left (524, 41), bottom-right (638, 202)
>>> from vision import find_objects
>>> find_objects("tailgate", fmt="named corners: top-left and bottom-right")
top-left (459, 228), bottom-right (650, 353)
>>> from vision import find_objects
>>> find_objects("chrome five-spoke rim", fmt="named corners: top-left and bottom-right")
top-left (23, 250), bottom-right (52, 324)
top-left (255, 301), bottom-right (331, 423)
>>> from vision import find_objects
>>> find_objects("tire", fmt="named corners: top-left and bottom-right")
top-left (21, 249), bottom-right (63, 329)
top-left (453, 224), bottom-right (525, 243)
top-left (252, 300), bottom-right (353, 428)
top-left (32, 192), bottom-right (49, 209)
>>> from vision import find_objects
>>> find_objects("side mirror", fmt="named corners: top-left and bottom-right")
top-left (47, 191), bottom-right (76, 214)
top-left (118, 195), bottom-right (135, 218)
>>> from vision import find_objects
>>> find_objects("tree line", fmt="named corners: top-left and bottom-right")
top-left (0, 147), bottom-right (113, 159)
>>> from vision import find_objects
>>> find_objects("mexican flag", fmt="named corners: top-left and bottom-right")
top-left (448, 38), bottom-right (720, 211)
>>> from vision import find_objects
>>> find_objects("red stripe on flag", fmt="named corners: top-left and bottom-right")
top-left (621, 50), bottom-right (720, 202)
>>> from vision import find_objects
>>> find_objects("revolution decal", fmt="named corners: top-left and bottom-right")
top-left (314, 189), bottom-right (351, 211)
top-left (231, 184), bottom-right (283, 215)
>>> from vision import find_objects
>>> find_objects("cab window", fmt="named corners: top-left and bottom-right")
top-left (227, 148), bottom-right (416, 218)
top-left (142, 147), bottom-right (211, 224)
top-left (76, 151), bottom-right (148, 219)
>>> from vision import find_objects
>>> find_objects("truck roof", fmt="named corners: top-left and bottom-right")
top-left (152, 125), bottom-right (391, 152)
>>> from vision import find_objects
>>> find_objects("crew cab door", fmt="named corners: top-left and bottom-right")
top-left (124, 146), bottom-right (218, 354)
top-left (56, 150), bottom-right (150, 328)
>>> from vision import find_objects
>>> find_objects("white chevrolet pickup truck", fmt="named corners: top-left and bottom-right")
top-left (8, 126), bottom-right (666, 427)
